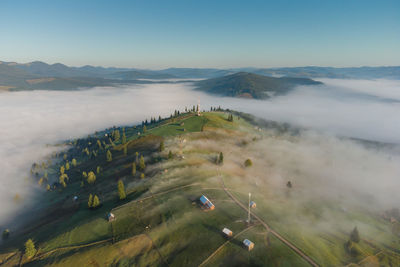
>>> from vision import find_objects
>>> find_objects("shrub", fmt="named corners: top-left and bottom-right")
top-left (244, 159), bottom-right (253, 167)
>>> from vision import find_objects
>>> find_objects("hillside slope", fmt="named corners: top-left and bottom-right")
top-left (195, 72), bottom-right (322, 99)
top-left (0, 110), bottom-right (399, 267)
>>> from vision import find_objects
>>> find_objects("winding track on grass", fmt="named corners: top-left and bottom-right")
top-left (220, 178), bottom-right (320, 267)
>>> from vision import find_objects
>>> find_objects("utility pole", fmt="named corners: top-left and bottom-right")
top-left (248, 192), bottom-right (251, 225)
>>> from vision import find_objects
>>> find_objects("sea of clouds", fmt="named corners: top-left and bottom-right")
top-left (0, 78), bottom-right (400, 225)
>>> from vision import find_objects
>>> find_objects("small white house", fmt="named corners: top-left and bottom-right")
top-left (73, 196), bottom-right (78, 202)
top-left (222, 228), bottom-right (233, 237)
top-left (243, 239), bottom-right (254, 251)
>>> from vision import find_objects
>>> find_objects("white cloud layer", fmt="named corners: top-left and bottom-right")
top-left (0, 78), bottom-right (399, 225)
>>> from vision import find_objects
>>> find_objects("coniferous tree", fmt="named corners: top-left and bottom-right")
top-left (96, 166), bottom-right (101, 174)
top-left (60, 165), bottom-right (65, 175)
top-left (122, 132), bottom-right (126, 144)
top-left (65, 162), bottom-right (70, 170)
top-left (88, 194), bottom-right (93, 208)
top-left (92, 195), bottom-right (100, 208)
top-left (135, 152), bottom-right (139, 164)
top-left (87, 171), bottom-right (96, 184)
top-left (132, 162), bottom-right (136, 176)
top-left (25, 239), bottom-right (36, 259)
top-left (113, 130), bottom-right (120, 142)
top-left (123, 145), bottom-right (128, 156)
top-left (107, 150), bottom-right (112, 162)
top-left (143, 125), bottom-right (147, 133)
top-left (350, 227), bottom-right (360, 243)
top-left (140, 173), bottom-right (145, 179)
top-left (218, 152), bottom-right (224, 164)
top-left (72, 158), bottom-right (77, 167)
top-left (159, 140), bottom-right (164, 152)
top-left (168, 150), bottom-right (173, 159)
top-left (97, 140), bottom-right (103, 150)
top-left (46, 184), bottom-right (51, 191)
top-left (159, 115), bottom-right (162, 122)
top-left (117, 180), bottom-right (126, 200)
top-left (139, 155), bottom-right (146, 170)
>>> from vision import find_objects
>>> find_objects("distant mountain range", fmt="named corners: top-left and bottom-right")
top-left (0, 60), bottom-right (399, 91)
top-left (195, 72), bottom-right (322, 99)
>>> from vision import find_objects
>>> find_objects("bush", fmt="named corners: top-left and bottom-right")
top-left (25, 239), bottom-right (36, 259)
top-left (244, 159), bottom-right (253, 167)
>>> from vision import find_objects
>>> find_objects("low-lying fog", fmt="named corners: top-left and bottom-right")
top-left (1, 78), bottom-right (400, 225)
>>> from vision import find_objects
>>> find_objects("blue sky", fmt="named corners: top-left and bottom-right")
top-left (0, 0), bottom-right (399, 68)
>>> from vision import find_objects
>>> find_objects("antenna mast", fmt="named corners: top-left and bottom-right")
top-left (248, 192), bottom-right (251, 225)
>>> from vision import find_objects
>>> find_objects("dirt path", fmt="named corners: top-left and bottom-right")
top-left (112, 183), bottom-right (199, 212)
top-left (220, 178), bottom-right (320, 267)
top-left (198, 224), bottom-right (258, 267)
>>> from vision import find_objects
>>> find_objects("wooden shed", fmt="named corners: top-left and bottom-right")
top-left (199, 195), bottom-right (215, 210)
top-left (222, 228), bottom-right (233, 237)
top-left (243, 239), bottom-right (254, 251)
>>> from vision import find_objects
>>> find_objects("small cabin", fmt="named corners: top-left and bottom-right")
top-left (73, 196), bottom-right (78, 202)
top-left (250, 201), bottom-right (256, 208)
top-left (199, 195), bottom-right (215, 210)
top-left (243, 239), bottom-right (254, 251)
top-left (107, 213), bottom-right (115, 222)
top-left (222, 228), bottom-right (233, 237)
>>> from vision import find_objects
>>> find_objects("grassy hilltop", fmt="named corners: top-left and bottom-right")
top-left (0, 109), bottom-right (399, 267)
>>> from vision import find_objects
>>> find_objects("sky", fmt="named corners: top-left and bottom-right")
top-left (0, 0), bottom-right (399, 69)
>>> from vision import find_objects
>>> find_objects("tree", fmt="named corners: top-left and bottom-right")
top-left (139, 155), bottom-right (146, 170)
top-left (168, 150), bottom-right (173, 159)
top-left (123, 145), bottom-right (128, 156)
top-left (25, 239), bottom-right (36, 259)
top-left (107, 150), bottom-right (112, 162)
top-left (46, 184), bottom-right (51, 191)
top-left (65, 162), bottom-right (70, 170)
top-left (218, 152), bottom-right (224, 164)
top-left (92, 195), bottom-right (100, 208)
top-left (88, 194), bottom-right (93, 208)
top-left (72, 158), bottom-right (77, 167)
top-left (60, 165), bottom-right (65, 175)
top-left (135, 152), bottom-right (139, 164)
top-left (228, 114), bottom-right (233, 122)
top-left (97, 140), bottom-right (103, 150)
top-left (286, 181), bottom-right (292, 188)
top-left (59, 174), bottom-right (68, 188)
top-left (159, 140), bottom-right (164, 152)
top-left (63, 154), bottom-right (67, 160)
top-left (96, 166), bottom-right (101, 174)
top-left (113, 129), bottom-right (120, 142)
top-left (87, 171), bottom-right (96, 184)
top-left (143, 125), bottom-right (147, 133)
top-left (122, 132), bottom-right (126, 144)
top-left (244, 159), bottom-right (253, 167)
top-left (82, 171), bottom-right (88, 178)
top-left (118, 180), bottom-right (126, 200)
top-left (350, 227), bottom-right (360, 243)
top-left (140, 173), bottom-right (145, 179)
top-left (132, 162), bottom-right (136, 176)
